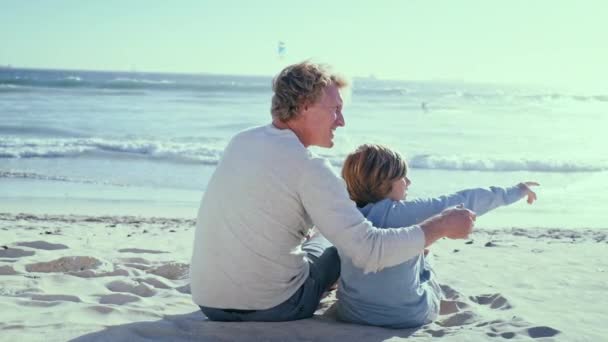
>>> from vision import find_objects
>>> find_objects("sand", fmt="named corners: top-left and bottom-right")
top-left (1, 212), bottom-right (606, 341)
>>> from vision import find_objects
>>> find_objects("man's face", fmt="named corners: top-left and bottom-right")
top-left (299, 84), bottom-right (345, 148)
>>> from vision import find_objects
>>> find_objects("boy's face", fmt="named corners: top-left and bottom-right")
top-left (388, 176), bottom-right (411, 201)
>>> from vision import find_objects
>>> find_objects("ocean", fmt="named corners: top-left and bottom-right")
top-left (1, 68), bottom-right (607, 229)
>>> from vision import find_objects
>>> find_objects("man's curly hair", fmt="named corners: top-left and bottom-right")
top-left (271, 61), bottom-right (347, 122)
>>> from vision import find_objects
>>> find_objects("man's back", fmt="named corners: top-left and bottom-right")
top-left (190, 125), bottom-right (314, 310)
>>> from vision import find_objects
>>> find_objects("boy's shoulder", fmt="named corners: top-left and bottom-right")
top-left (359, 198), bottom-right (401, 216)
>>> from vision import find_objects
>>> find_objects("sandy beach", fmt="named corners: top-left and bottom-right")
top-left (1, 212), bottom-right (605, 341)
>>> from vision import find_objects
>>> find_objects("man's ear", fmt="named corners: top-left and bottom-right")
top-left (300, 96), bottom-right (315, 113)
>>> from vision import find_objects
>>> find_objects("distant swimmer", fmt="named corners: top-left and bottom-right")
top-left (421, 102), bottom-right (429, 113)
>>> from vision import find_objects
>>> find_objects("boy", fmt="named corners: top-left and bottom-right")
top-left (337, 144), bottom-right (538, 328)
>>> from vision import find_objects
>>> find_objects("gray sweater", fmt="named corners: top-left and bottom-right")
top-left (190, 125), bottom-right (425, 310)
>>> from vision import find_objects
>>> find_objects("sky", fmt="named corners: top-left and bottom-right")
top-left (1, 0), bottom-right (606, 91)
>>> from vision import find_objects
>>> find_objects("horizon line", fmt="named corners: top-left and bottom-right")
top-left (0, 64), bottom-right (548, 89)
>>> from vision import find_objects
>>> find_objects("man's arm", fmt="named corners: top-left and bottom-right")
top-left (418, 205), bottom-right (476, 247)
top-left (298, 158), bottom-right (474, 273)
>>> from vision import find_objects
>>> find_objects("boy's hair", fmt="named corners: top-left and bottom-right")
top-left (271, 61), bottom-right (348, 122)
top-left (342, 144), bottom-right (408, 207)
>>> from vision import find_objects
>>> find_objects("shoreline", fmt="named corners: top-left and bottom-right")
top-left (4, 166), bottom-right (608, 229)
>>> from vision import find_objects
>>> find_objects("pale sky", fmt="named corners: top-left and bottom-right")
top-left (1, 0), bottom-right (606, 91)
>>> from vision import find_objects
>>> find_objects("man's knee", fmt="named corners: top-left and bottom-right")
top-left (200, 306), bottom-right (232, 321)
top-left (325, 246), bottom-right (340, 266)
top-left (320, 246), bottom-right (340, 284)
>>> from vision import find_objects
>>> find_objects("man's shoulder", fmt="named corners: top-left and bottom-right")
top-left (301, 151), bottom-right (338, 173)
top-left (230, 125), bottom-right (291, 144)
top-left (231, 125), bottom-right (267, 141)
top-left (226, 125), bottom-right (276, 151)
top-left (225, 125), bottom-right (326, 169)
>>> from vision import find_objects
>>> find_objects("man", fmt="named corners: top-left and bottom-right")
top-left (190, 61), bottom-right (475, 322)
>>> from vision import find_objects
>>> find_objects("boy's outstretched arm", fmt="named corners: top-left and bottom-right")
top-left (456, 181), bottom-right (540, 216)
top-left (389, 181), bottom-right (540, 227)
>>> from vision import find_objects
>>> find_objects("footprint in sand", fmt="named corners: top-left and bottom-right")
top-left (436, 311), bottom-right (478, 327)
top-left (433, 287), bottom-right (559, 339)
top-left (31, 294), bottom-right (81, 303)
top-left (17, 300), bottom-right (63, 308)
top-left (117, 257), bottom-right (151, 265)
top-left (120, 263), bottom-right (150, 271)
top-left (69, 268), bottom-right (130, 278)
top-left (423, 328), bottom-right (446, 338)
top-left (527, 326), bottom-right (560, 338)
top-left (175, 283), bottom-right (191, 294)
top-left (475, 319), bottom-right (507, 328)
top-left (16, 241), bottom-right (68, 250)
top-left (117, 257), bottom-right (153, 271)
top-left (135, 276), bottom-right (172, 289)
top-left (98, 293), bottom-right (141, 305)
top-left (105, 279), bottom-right (157, 297)
top-left (25, 256), bottom-right (101, 273)
top-left (483, 319), bottom-right (560, 339)
top-left (0, 265), bottom-right (19, 275)
top-left (147, 263), bottom-right (189, 280)
top-left (439, 284), bottom-right (462, 300)
top-left (439, 299), bottom-right (470, 315)
top-left (470, 293), bottom-right (513, 310)
top-left (87, 305), bottom-right (116, 314)
top-left (118, 248), bottom-right (168, 254)
top-left (486, 331), bottom-right (517, 339)
top-left (0, 247), bottom-right (35, 258)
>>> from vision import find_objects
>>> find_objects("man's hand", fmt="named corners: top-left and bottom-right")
top-left (518, 181), bottom-right (539, 204)
top-left (438, 204), bottom-right (476, 239)
top-left (419, 204), bottom-right (476, 247)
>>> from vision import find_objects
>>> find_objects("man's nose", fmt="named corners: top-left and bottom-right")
top-left (336, 111), bottom-right (345, 127)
